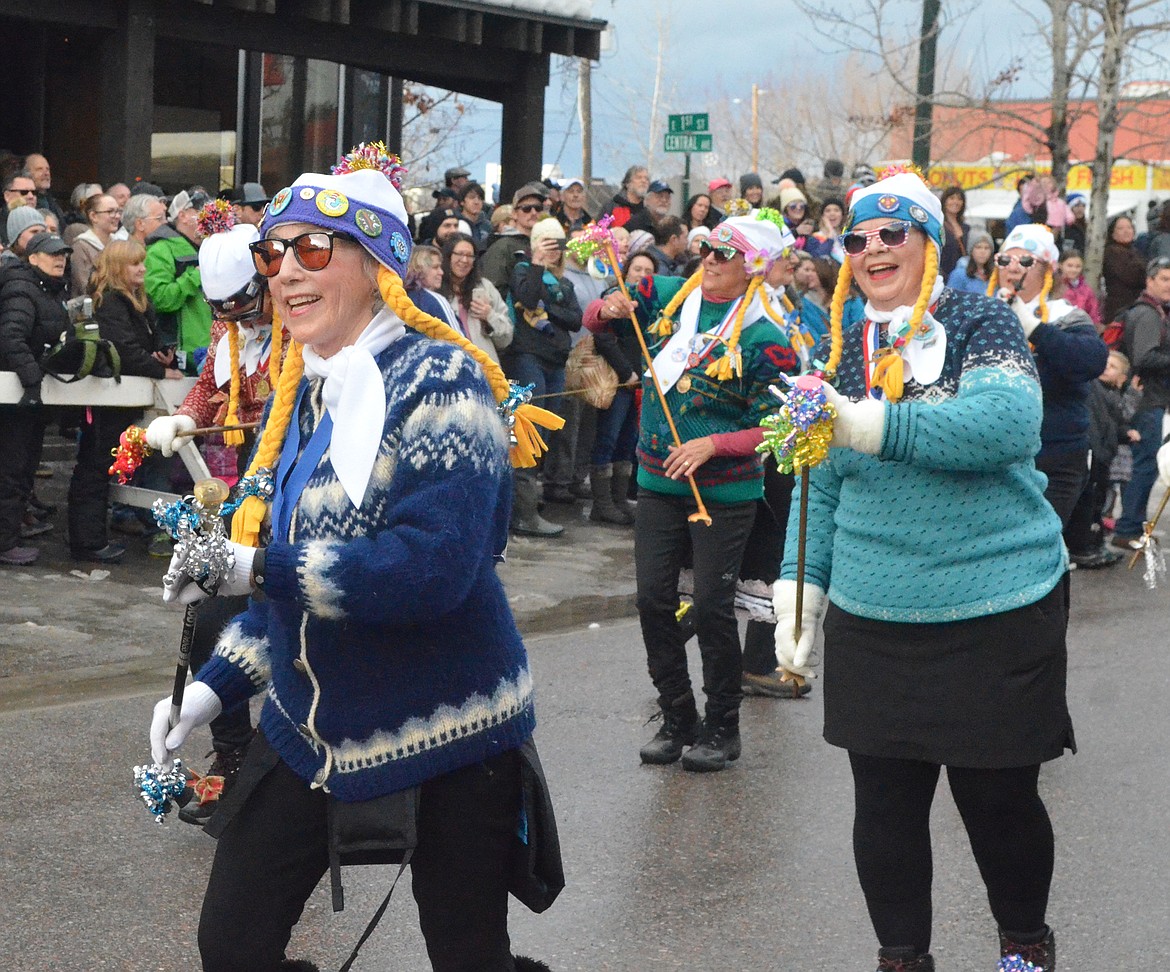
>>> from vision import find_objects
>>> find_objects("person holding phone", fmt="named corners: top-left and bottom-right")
top-left (145, 187), bottom-right (212, 373)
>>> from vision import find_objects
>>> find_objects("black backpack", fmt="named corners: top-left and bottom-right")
top-left (40, 296), bottom-right (121, 382)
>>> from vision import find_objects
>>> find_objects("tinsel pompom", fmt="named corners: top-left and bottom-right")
top-left (197, 198), bottom-right (236, 238)
top-left (566, 214), bottom-right (617, 265)
top-left (877, 162), bottom-right (930, 185)
top-left (108, 425), bottom-right (152, 485)
top-left (331, 141), bottom-right (408, 190)
top-left (134, 759), bottom-right (188, 823)
top-left (758, 375), bottom-right (836, 473)
top-left (755, 207), bottom-right (786, 231)
top-left (725, 197), bottom-right (752, 217)
top-left (1142, 536), bottom-right (1166, 589)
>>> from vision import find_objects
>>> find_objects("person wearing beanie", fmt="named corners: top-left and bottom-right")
top-left (587, 210), bottom-right (801, 772)
top-left (503, 215), bottom-right (582, 529)
top-left (991, 223), bottom-right (1107, 530)
top-left (147, 145), bottom-right (561, 971)
top-left (144, 204), bottom-right (291, 822)
top-left (739, 173), bottom-right (764, 207)
top-left (3, 206), bottom-right (48, 263)
top-left (777, 186), bottom-right (811, 245)
top-left (775, 170), bottom-right (1071, 972)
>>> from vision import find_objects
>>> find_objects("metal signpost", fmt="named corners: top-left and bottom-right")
top-left (666, 113), bottom-right (712, 203)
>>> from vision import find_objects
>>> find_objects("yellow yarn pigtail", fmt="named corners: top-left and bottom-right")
top-left (872, 245), bottom-right (939, 403)
top-left (230, 312), bottom-right (305, 547)
top-left (986, 267), bottom-right (999, 297)
top-left (269, 317), bottom-right (284, 391)
top-left (825, 258), bottom-right (852, 378)
top-left (1038, 267), bottom-right (1052, 323)
top-left (650, 268), bottom-right (703, 337)
top-left (375, 266), bottom-right (564, 468)
top-left (221, 321), bottom-right (246, 448)
top-left (705, 275), bottom-right (762, 381)
top-left (780, 293), bottom-right (795, 314)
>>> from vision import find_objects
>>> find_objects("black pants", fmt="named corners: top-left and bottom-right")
top-left (188, 594), bottom-right (255, 752)
top-left (0, 404), bottom-right (47, 551)
top-left (850, 753), bottom-right (1053, 954)
top-left (67, 405), bottom-right (130, 551)
top-left (1036, 448), bottom-right (1089, 531)
top-left (635, 489), bottom-right (756, 721)
top-left (739, 461), bottom-right (795, 675)
top-left (199, 742), bottom-right (522, 972)
top-left (1065, 457), bottom-right (1112, 555)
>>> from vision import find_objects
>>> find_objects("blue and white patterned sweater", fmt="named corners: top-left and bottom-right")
top-left (196, 331), bottom-right (534, 802)
top-left (780, 288), bottom-right (1067, 623)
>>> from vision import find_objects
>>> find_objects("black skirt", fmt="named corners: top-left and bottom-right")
top-left (822, 575), bottom-right (1076, 768)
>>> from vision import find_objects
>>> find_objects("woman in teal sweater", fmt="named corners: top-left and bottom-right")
top-left (774, 173), bottom-right (1070, 972)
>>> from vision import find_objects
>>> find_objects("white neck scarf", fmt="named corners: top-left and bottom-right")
top-left (649, 286), bottom-right (768, 392)
top-left (863, 275), bottom-right (946, 387)
top-left (301, 308), bottom-right (406, 509)
top-left (213, 322), bottom-right (272, 389)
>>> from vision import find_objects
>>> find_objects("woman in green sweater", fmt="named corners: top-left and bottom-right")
top-left (775, 172), bottom-right (1070, 972)
top-left (596, 212), bottom-right (800, 773)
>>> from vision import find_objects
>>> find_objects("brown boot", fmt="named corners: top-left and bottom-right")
top-left (589, 464), bottom-right (632, 525)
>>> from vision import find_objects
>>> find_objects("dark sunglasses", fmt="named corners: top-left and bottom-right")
top-left (250, 231), bottom-right (342, 276)
top-left (698, 240), bottom-right (739, 263)
top-left (995, 253), bottom-right (1036, 268)
top-left (840, 220), bottom-right (912, 256)
top-left (515, 203), bottom-right (544, 214)
top-left (207, 279), bottom-right (266, 321)
top-left (8, 188), bottom-right (36, 196)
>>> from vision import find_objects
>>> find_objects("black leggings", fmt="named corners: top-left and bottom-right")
top-left (850, 752), bottom-right (1054, 954)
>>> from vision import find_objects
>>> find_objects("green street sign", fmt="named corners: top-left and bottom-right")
top-left (664, 132), bottom-right (712, 153)
top-left (668, 113), bottom-right (709, 133)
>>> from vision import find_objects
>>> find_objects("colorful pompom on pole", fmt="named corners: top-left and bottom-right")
top-left (108, 424), bottom-right (152, 484)
top-left (133, 759), bottom-right (188, 824)
top-left (759, 375), bottom-right (836, 474)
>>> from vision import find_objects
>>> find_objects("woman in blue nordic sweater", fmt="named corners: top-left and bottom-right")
top-left (774, 173), bottom-right (1071, 972)
top-left (147, 157), bottom-right (557, 972)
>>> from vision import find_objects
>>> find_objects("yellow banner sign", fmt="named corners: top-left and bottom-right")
top-left (923, 163), bottom-right (1160, 192)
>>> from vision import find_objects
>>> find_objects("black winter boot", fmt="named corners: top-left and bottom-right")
top-left (639, 693), bottom-right (698, 764)
top-left (875, 947), bottom-right (935, 971)
top-left (680, 715), bottom-right (742, 772)
top-left (998, 926), bottom-right (1055, 971)
top-left (610, 461), bottom-right (637, 521)
top-left (179, 739), bottom-right (250, 826)
top-left (589, 464), bottom-right (632, 524)
top-left (513, 957), bottom-right (553, 972)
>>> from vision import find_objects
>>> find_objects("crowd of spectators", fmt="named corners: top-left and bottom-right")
top-left (2, 149), bottom-right (1168, 572)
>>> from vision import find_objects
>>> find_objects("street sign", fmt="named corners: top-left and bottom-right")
top-left (664, 133), bottom-right (713, 153)
top-left (668, 113), bottom-right (708, 133)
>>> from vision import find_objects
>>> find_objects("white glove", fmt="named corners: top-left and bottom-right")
top-left (145, 414), bottom-right (197, 457)
top-left (822, 383), bottom-right (885, 455)
top-left (1158, 441), bottom-right (1170, 487)
top-left (1010, 296), bottom-right (1041, 338)
top-left (772, 579), bottom-right (828, 678)
top-left (162, 542), bottom-right (256, 606)
top-left (150, 681), bottom-right (223, 764)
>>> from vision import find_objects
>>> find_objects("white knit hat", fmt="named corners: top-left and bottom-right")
top-left (199, 224), bottom-right (261, 300)
top-left (1000, 224), bottom-right (1060, 265)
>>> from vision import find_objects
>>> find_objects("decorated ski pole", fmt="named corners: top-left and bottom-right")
top-left (133, 477), bottom-right (233, 823)
top-left (570, 217), bottom-right (711, 525)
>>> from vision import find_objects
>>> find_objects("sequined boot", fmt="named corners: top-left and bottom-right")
top-left (875, 946), bottom-right (935, 971)
top-left (998, 926), bottom-right (1055, 971)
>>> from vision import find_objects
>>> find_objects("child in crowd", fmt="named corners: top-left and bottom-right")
top-left (1111, 346), bottom-right (1170, 549)
top-left (1056, 250), bottom-right (1102, 326)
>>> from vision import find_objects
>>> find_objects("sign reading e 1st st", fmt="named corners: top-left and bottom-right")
top-left (665, 113), bottom-right (712, 153)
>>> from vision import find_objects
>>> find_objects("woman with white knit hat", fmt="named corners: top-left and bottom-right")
top-left (775, 170), bottom-right (1071, 972)
top-left (147, 146), bottom-right (559, 972)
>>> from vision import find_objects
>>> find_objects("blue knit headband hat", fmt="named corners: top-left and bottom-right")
top-left (845, 172), bottom-right (944, 252)
top-left (262, 161), bottom-right (413, 279)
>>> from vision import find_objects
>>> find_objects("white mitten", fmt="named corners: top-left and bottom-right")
top-left (1010, 296), bottom-right (1041, 338)
top-left (149, 681), bottom-right (223, 764)
top-left (822, 384), bottom-right (885, 455)
top-left (162, 543), bottom-right (256, 606)
top-left (772, 579), bottom-right (828, 678)
top-left (1158, 441), bottom-right (1170, 487)
top-left (145, 414), bottom-right (197, 457)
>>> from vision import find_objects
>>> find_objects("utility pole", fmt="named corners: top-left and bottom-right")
top-left (578, 57), bottom-right (592, 184)
top-left (911, 0), bottom-right (940, 170)
top-left (751, 83), bottom-right (760, 173)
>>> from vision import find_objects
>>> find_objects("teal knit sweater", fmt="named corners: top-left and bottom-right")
top-left (780, 288), bottom-right (1067, 622)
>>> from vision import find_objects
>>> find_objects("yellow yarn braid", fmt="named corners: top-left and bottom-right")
top-left (705, 276), bottom-right (763, 381)
top-left (222, 322), bottom-right (246, 448)
top-left (269, 318), bottom-right (284, 390)
top-left (375, 266), bottom-right (563, 468)
top-left (870, 245), bottom-right (939, 403)
top-left (826, 258), bottom-right (855, 379)
top-left (230, 308), bottom-right (305, 547)
top-left (650, 268), bottom-right (703, 337)
top-left (1038, 267), bottom-right (1052, 323)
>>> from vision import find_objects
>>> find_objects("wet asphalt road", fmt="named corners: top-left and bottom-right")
top-left (2, 546), bottom-right (1169, 971)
